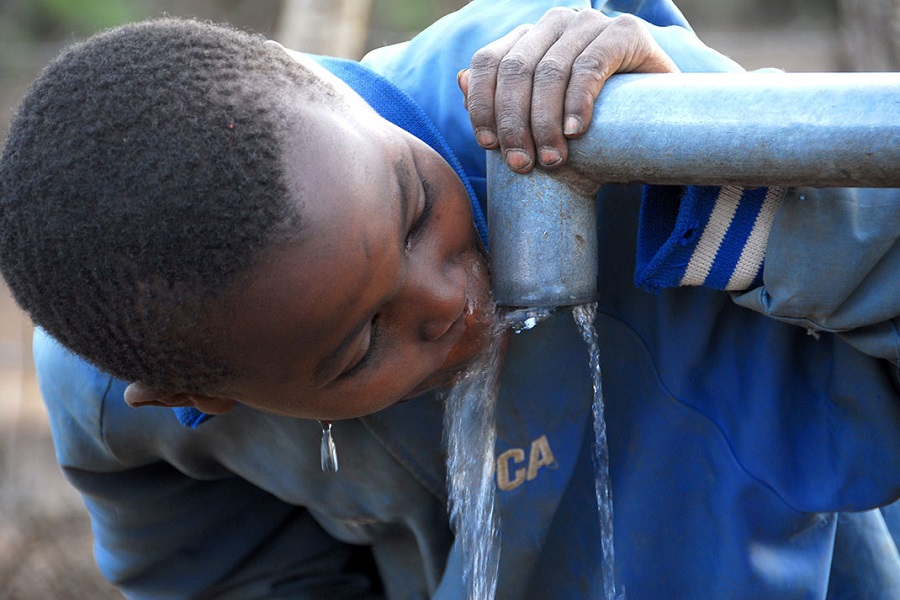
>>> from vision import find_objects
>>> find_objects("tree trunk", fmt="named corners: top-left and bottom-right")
top-left (838, 0), bottom-right (900, 70)
top-left (277, 0), bottom-right (372, 59)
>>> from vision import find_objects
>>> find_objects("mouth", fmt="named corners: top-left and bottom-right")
top-left (414, 257), bottom-right (497, 396)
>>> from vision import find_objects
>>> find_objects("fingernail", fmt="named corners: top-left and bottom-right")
top-left (505, 149), bottom-right (532, 171)
top-left (475, 128), bottom-right (497, 148)
top-left (457, 69), bottom-right (468, 85)
top-left (539, 146), bottom-right (561, 167)
top-left (564, 115), bottom-right (583, 136)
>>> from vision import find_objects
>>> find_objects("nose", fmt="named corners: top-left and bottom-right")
top-left (403, 259), bottom-right (467, 342)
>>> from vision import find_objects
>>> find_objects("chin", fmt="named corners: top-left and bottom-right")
top-left (402, 370), bottom-right (461, 401)
top-left (413, 316), bottom-right (499, 399)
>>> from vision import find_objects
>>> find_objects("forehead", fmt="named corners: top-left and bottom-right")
top-left (278, 94), bottom-right (401, 229)
top-left (265, 44), bottom-right (398, 208)
top-left (268, 46), bottom-right (374, 114)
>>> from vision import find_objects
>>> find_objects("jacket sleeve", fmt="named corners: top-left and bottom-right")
top-left (33, 330), bottom-right (381, 599)
top-left (634, 175), bottom-right (900, 369)
top-left (732, 188), bottom-right (899, 366)
top-left (612, 9), bottom-right (900, 368)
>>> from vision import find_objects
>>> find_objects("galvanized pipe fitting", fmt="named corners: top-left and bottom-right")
top-left (488, 72), bottom-right (900, 308)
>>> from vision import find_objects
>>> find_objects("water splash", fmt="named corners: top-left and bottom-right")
top-left (505, 306), bottom-right (553, 333)
top-left (573, 302), bottom-right (623, 600)
top-left (443, 316), bottom-right (505, 600)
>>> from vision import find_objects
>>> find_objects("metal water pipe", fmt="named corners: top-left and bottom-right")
top-left (487, 72), bottom-right (900, 308)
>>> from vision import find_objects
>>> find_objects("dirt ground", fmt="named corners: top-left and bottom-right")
top-left (0, 287), bottom-right (123, 599)
top-left (0, 27), bottom-right (840, 600)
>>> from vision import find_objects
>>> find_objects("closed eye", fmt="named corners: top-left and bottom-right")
top-left (342, 171), bottom-right (434, 379)
top-left (405, 178), bottom-right (435, 251)
top-left (338, 315), bottom-right (380, 380)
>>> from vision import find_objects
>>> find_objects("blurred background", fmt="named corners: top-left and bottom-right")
top-left (0, 0), bottom-right (896, 597)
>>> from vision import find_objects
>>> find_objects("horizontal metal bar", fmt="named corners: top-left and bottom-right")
top-left (567, 72), bottom-right (900, 188)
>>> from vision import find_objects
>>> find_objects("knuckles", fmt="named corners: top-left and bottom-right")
top-left (465, 97), bottom-right (494, 121)
top-left (495, 112), bottom-right (527, 136)
top-left (571, 53), bottom-right (608, 78)
top-left (533, 57), bottom-right (570, 86)
top-left (540, 5), bottom-right (580, 25)
top-left (469, 23), bottom-right (532, 72)
top-left (497, 53), bottom-right (534, 81)
top-left (604, 13), bottom-right (645, 39)
top-left (529, 113), bottom-right (563, 141)
top-left (469, 48), bottom-right (502, 73)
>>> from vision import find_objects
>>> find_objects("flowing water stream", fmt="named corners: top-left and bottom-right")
top-left (443, 303), bottom-right (621, 599)
top-left (573, 302), bottom-right (623, 600)
top-left (443, 315), bottom-right (504, 600)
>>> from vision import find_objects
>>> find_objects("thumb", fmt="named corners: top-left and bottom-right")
top-left (457, 68), bottom-right (470, 101)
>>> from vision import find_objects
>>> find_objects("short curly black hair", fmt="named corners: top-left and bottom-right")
top-left (0, 18), bottom-right (338, 392)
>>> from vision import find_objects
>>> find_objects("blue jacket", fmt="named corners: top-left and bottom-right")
top-left (35, 1), bottom-right (900, 598)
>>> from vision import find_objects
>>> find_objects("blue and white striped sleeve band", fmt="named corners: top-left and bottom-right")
top-left (634, 185), bottom-right (786, 292)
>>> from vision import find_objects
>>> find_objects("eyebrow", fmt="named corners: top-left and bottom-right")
top-left (313, 159), bottom-right (412, 386)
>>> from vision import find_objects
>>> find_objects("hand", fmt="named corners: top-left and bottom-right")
top-left (458, 7), bottom-right (679, 173)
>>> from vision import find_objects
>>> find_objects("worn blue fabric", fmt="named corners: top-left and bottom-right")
top-left (636, 184), bottom-right (781, 291)
top-left (33, 1), bottom-right (900, 599)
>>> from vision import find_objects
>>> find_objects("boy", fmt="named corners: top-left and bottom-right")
top-left (2, 0), bottom-right (898, 598)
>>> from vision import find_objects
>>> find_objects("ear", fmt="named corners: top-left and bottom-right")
top-left (124, 381), bottom-right (237, 415)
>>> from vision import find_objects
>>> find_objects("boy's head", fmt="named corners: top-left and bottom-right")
top-left (0, 18), bottom-right (494, 420)
top-left (0, 19), bottom-right (318, 393)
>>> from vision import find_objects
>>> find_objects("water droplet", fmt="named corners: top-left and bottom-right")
top-left (505, 306), bottom-right (554, 333)
top-left (320, 420), bottom-right (339, 474)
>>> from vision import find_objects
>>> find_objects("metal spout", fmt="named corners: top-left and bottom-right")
top-left (488, 72), bottom-right (900, 308)
top-left (487, 153), bottom-right (599, 307)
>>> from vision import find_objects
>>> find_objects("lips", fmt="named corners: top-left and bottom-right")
top-left (435, 255), bottom-right (496, 369)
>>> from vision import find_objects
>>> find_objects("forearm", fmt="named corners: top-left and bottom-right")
top-left (636, 185), bottom-right (900, 366)
top-left (734, 187), bottom-right (900, 365)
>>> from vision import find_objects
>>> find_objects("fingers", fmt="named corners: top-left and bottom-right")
top-left (466, 7), bottom-right (596, 173)
top-left (530, 10), bottom-right (614, 169)
top-left (464, 9), bottom-right (680, 174)
top-left (562, 15), bottom-right (679, 140)
top-left (464, 24), bottom-right (532, 152)
top-left (491, 9), bottom-right (576, 172)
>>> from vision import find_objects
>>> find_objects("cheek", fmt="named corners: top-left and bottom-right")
top-left (323, 357), bottom-right (436, 418)
top-left (448, 201), bottom-right (478, 240)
